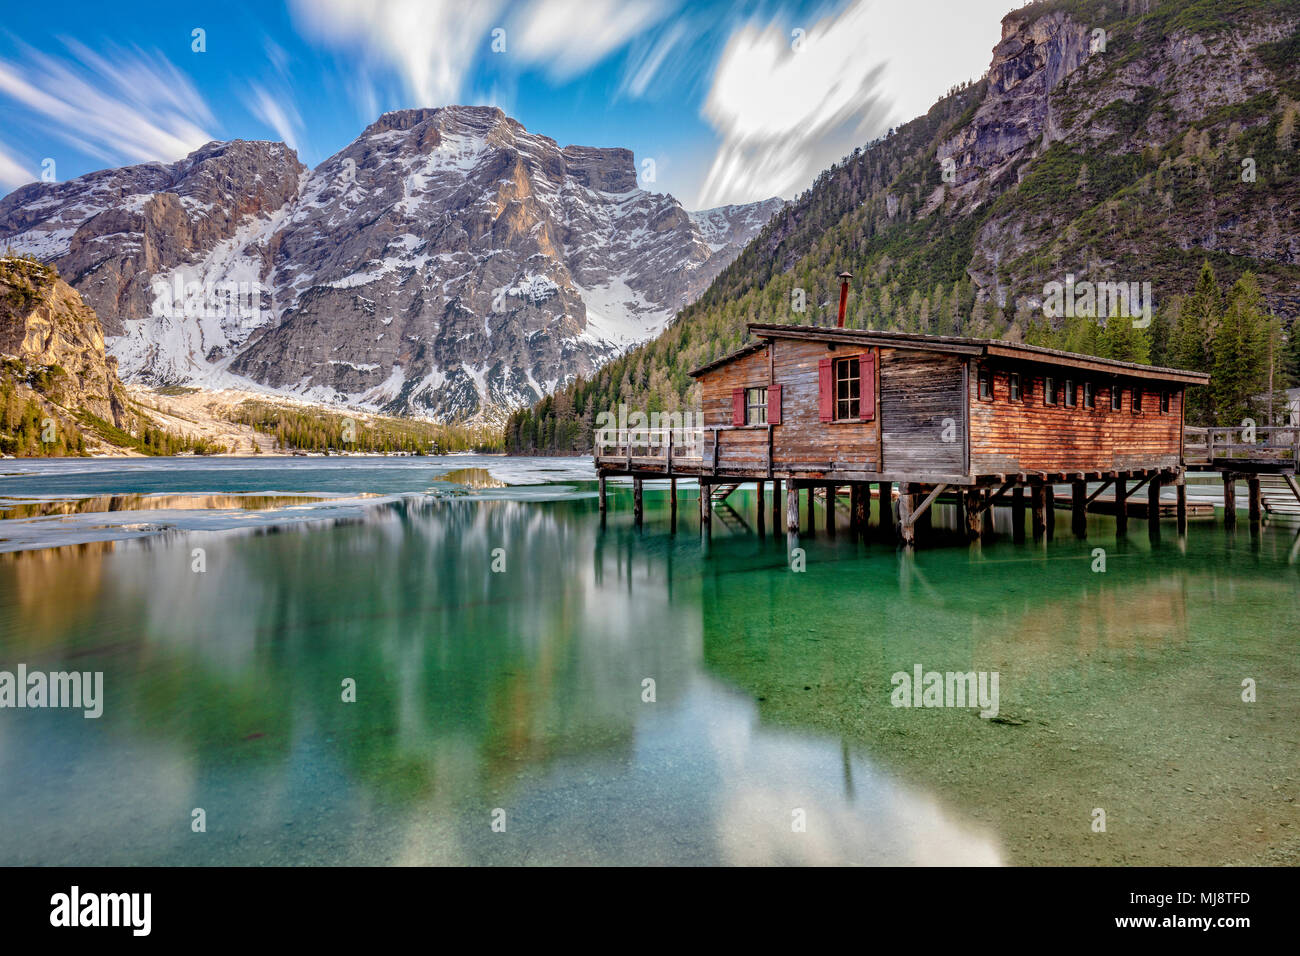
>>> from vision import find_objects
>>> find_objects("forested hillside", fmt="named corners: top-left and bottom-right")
top-left (508, 0), bottom-right (1300, 454)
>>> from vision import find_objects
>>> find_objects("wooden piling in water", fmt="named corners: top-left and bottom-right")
top-left (786, 481), bottom-right (799, 533)
top-left (669, 477), bottom-right (677, 530)
top-left (825, 484), bottom-right (836, 537)
top-left (1176, 478), bottom-right (1186, 535)
top-left (1043, 483), bottom-right (1055, 539)
top-left (898, 484), bottom-right (915, 547)
top-left (878, 482), bottom-right (893, 538)
top-left (1012, 486), bottom-right (1026, 542)
top-left (964, 488), bottom-right (982, 539)
top-left (699, 480), bottom-right (711, 532)
top-left (633, 478), bottom-right (643, 525)
top-left (1148, 473), bottom-right (1161, 540)
top-left (850, 484), bottom-right (865, 535)
top-left (1031, 483), bottom-right (1046, 540)
top-left (1248, 476), bottom-right (1261, 526)
top-left (1223, 473), bottom-right (1236, 529)
top-left (1115, 475), bottom-right (1128, 535)
top-left (772, 478), bottom-right (782, 531)
top-left (1071, 479), bottom-right (1087, 538)
top-left (598, 473), bottom-right (607, 514)
top-left (805, 485), bottom-right (816, 535)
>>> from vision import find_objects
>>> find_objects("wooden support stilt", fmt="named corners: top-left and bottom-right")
top-left (1043, 483), bottom-right (1055, 539)
top-left (1176, 479), bottom-right (1187, 535)
top-left (772, 478), bottom-right (782, 531)
top-left (964, 488), bottom-right (982, 539)
top-left (669, 478), bottom-right (677, 532)
top-left (850, 484), bottom-right (865, 535)
top-left (1012, 486), bottom-right (1026, 542)
top-left (700, 480), bottom-right (711, 532)
top-left (633, 478), bottom-right (643, 525)
top-left (1071, 479), bottom-right (1087, 538)
top-left (878, 482), bottom-right (893, 537)
top-left (1148, 473), bottom-right (1162, 540)
top-left (1115, 475), bottom-right (1128, 535)
top-left (898, 484), bottom-right (916, 547)
top-left (825, 484), bottom-right (836, 537)
top-left (806, 484), bottom-right (816, 535)
top-left (756, 480), bottom-right (765, 528)
top-left (786, 481), bottom-right (799, 533)
top-left (1031, 483), bottom-right (1046, 540)
top-left (1248, 476), bottom-right (1262, 526)
top-left (1223, 473), bottom-right (1237, 529)
top-left (598, 473), bottom-right (607, 513)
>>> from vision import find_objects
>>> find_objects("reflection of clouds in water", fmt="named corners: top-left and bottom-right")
top-left (692, 680), bottom-right (1002, 866)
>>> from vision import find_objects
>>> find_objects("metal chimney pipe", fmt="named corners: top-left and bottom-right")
top-left (836, 271), bottom-right (853, 328)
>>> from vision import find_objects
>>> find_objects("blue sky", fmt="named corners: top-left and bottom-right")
top-left (0, 0), bottom-right (1017, 209)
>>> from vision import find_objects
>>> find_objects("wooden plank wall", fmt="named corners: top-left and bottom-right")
top-left (700, 348), bottom-right (771, 473)
top-left (700, 347), bottom-right (770, 426)
top-left (968, 362), bottom-right (1184, 474)
top-left (771, 339), bottom-right (880, 471)
top-left (879, 349), bottom-right (965, 474)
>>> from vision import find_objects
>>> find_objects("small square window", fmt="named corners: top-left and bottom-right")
top-left (1064, 380), bottom-right (1076, 407)
top-left (1009, 372), bottom-right (1021, 402)
top-left (1044, 376), bottom-right (1057, 406)
top-left (978, 368), bottom-right (992, 401)
top-left (745, 387), bottom-right (767, 425)
top-left (1111, 386), bottom-right (1123, 411)
top-left (834, 357), bottom-right (860, 421)
top-left (1083, 382), bottom-right (1095, 409)
top-left (1160, 391), bottom-right (1170, 414)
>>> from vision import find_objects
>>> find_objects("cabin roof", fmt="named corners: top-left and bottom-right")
top-left (687, 323), bottom-right (1211, 385)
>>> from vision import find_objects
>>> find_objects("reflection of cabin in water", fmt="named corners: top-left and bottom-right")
top-left (596, 319), bottom-right (1218, 544)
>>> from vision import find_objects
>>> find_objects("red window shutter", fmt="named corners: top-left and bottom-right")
top-left (769, 384), bottom-right (782, 425)
top-left (732, 388), bottom-right (745, 426)
top-left (859, 351), bottom-right (876, 420)
top-left (818, 358), bottom-right (833, 422)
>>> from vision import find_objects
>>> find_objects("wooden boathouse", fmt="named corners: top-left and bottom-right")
top-left (595, 318), bottom-right (1228, 545)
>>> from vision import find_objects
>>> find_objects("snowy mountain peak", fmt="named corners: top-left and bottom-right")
top-left (0, 109), bottom-right (783, 422)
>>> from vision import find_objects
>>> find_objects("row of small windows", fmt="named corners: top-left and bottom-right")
top-left (978, 369), bottom-right (1171, 414)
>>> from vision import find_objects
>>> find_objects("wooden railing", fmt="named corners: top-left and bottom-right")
top-left (595, 427), bottom-right (706, 464)
top-left (1184, 426), bottom-right (1300, 466)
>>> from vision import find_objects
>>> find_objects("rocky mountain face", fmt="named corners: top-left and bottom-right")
top-left (0, 107), bottom-right (782, 422)
top-left (0, 257), bottom-right (132, 449)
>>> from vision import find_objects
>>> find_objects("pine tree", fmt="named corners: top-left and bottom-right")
top-left (1211, 272), bottom-right (1267, 425)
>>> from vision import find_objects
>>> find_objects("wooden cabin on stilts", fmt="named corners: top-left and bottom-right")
top-left (594, 272), bottom-right (1232, 546)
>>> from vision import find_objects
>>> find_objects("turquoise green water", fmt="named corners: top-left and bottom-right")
top-left (0, 462), bottom-right (1296, 865)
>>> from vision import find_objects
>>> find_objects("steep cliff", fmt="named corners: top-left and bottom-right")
top-left (0, 256), bottom-right (131, 453)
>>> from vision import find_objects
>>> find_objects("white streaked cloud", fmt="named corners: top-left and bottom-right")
top-left (289, 0), bottom-right (667, 112)
top-left (619, 20), bottom-right (690, 98)
top-left (289, 0), bottom-right (505, 107)
top-left (695, 0), bottom-right (1012, 208)
top-left (245, 84), bottom-right (306, 153)
top-left (512, 0), bottom-right (671, 81)
top-left (0, 143), bottom-right (33, 190)
top-left (0, 42), bottom-right (215, 167)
